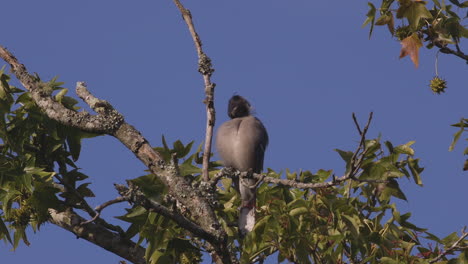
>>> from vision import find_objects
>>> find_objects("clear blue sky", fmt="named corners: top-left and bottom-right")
top-left (2, 0), bottom-right (467, 263)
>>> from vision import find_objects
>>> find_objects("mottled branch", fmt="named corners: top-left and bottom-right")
top-left (0, 46), bottom-right (113, 133)
top-left (0, 44), bottom-right (233, 264)
top-left (216, 169), bottom-right (388, 190)
top-left (173, 0), bottom-right (216, 182)
top-left (49, 208), bottom-right (145, 264)
top-left (114, 183), bottom-right (218, 243)
top-left (115, 183), bottom-right (237, 264)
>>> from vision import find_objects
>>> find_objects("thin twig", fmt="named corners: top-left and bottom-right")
top-left (435, 42), bottom-right (468, 63)
top-left (236, 170), bottom-right (388, 190)
top-left (173, 0), bottom-right (216, 182)
top-left (352, 113), bottom-right (363, 135)
top-left (53, 173), bottom-right (124, 234)
top-left (81, 196), bottom-right (127, 225)
top-left (429, 227), bottom-right (468, 263)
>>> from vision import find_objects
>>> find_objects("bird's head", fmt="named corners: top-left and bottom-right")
top-left (228, 95), bottom-right (251, 119)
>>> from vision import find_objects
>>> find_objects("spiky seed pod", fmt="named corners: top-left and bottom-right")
top-left (430, 76), bottom-right (447, 94)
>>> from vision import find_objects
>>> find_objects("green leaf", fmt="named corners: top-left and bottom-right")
top-left (375, 15), bottom-right (392, 25)
top-left (0, 72), bottom-right (12, 100)
top-left (55, 88), bottom-right (68, 104)
top-left (0, 218), bottom-right (12, 244)
top-left (399, 212), bottom-right (426, 232)
top-left (385, 141), bottom-right (394, 153)
top-left (448, 0), bottom-right (468, 7)
top-left (285, 168), bottom-right (296, 180)
top-left (117, 206), bottom-right (148, 221)
top-left (449, 121), bottom-right (465, 151)
top-left (65, 129), bottom-right (83, 162)
top-left (316, 169), bottom-right (332, 181)
top-left (335, 149), bottom-right (353, 173)
top-left (365, 139), bottom-right (381, 154)
top-left (424, 232), bottom-right (442, 243)
top-left (182, 141), bottom-right (194, 158)
top-left (289, 207), bottom-right (309, 217)
top-left (380, 179), bottom-right (407, 201)
top-left (130, 174), bottom-right (166, 200)
top-left (173, 140), bottom-right (186, 158)
top-left (15, 92), bottom-right (31, 106)
top-left (407, 157), bottom-right (424, 186)
top-left (76, 183), bottom-right (95, 197)
top-left (179, 159), bottom-right (201, 176)
top-left (441, 232), bottom-right (459, 246)
top-left (335, 149), bottom-right (353, 162)
top-left (61, 96), bottom-right (79, 110)
top-left (13, 228), bottom-right (29, 250)
top-left (444, 17), bottom-right (466, 40)
top-left (394, 141), bottom-right (415, 156)
top-left (342, 214), bottom-right (361, 237)
top-left (162, 135), bottom-right (169, 151)
top-left (408, 2), bottom-right (433, 30)
top-left (397, 0), bottom-right (433, 30)
top-left (363, 2), bottom-right (377, 38)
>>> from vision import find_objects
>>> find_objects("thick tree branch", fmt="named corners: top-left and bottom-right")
top-left (0, 45), bottom-right (234, 263)
top-left (48, 208), bottom-right (145, 264)
top-left (115, 183), bottom-right (238, 264)
top-left (173, 0), bottom-right (216, 182)
top-left (429, 227), bottom-right (468, 263)
top-left (0, 47), bottom-right (118, 134)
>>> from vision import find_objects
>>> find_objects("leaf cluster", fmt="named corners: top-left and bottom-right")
top-left (117, 139), bottom-right (207, 264)
top-left (238, 138), bottom-right (430, 263)
top-left (363, 0), bottom-right (468, 69)
top-left (0, 69), bottom-right (99, 249)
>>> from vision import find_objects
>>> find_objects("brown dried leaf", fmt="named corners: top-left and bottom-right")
top-left (399, 33), bottom-right (422, 68)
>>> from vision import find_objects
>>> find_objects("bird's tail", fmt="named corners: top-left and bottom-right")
top-left (239, 197), bottom-right (255, 237)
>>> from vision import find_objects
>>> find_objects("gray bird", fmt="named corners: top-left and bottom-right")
top-left (216, 95), bottom-right (268, 236)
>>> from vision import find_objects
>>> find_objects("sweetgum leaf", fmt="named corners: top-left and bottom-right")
top-left (399, 33), bottom-right (423, 67)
